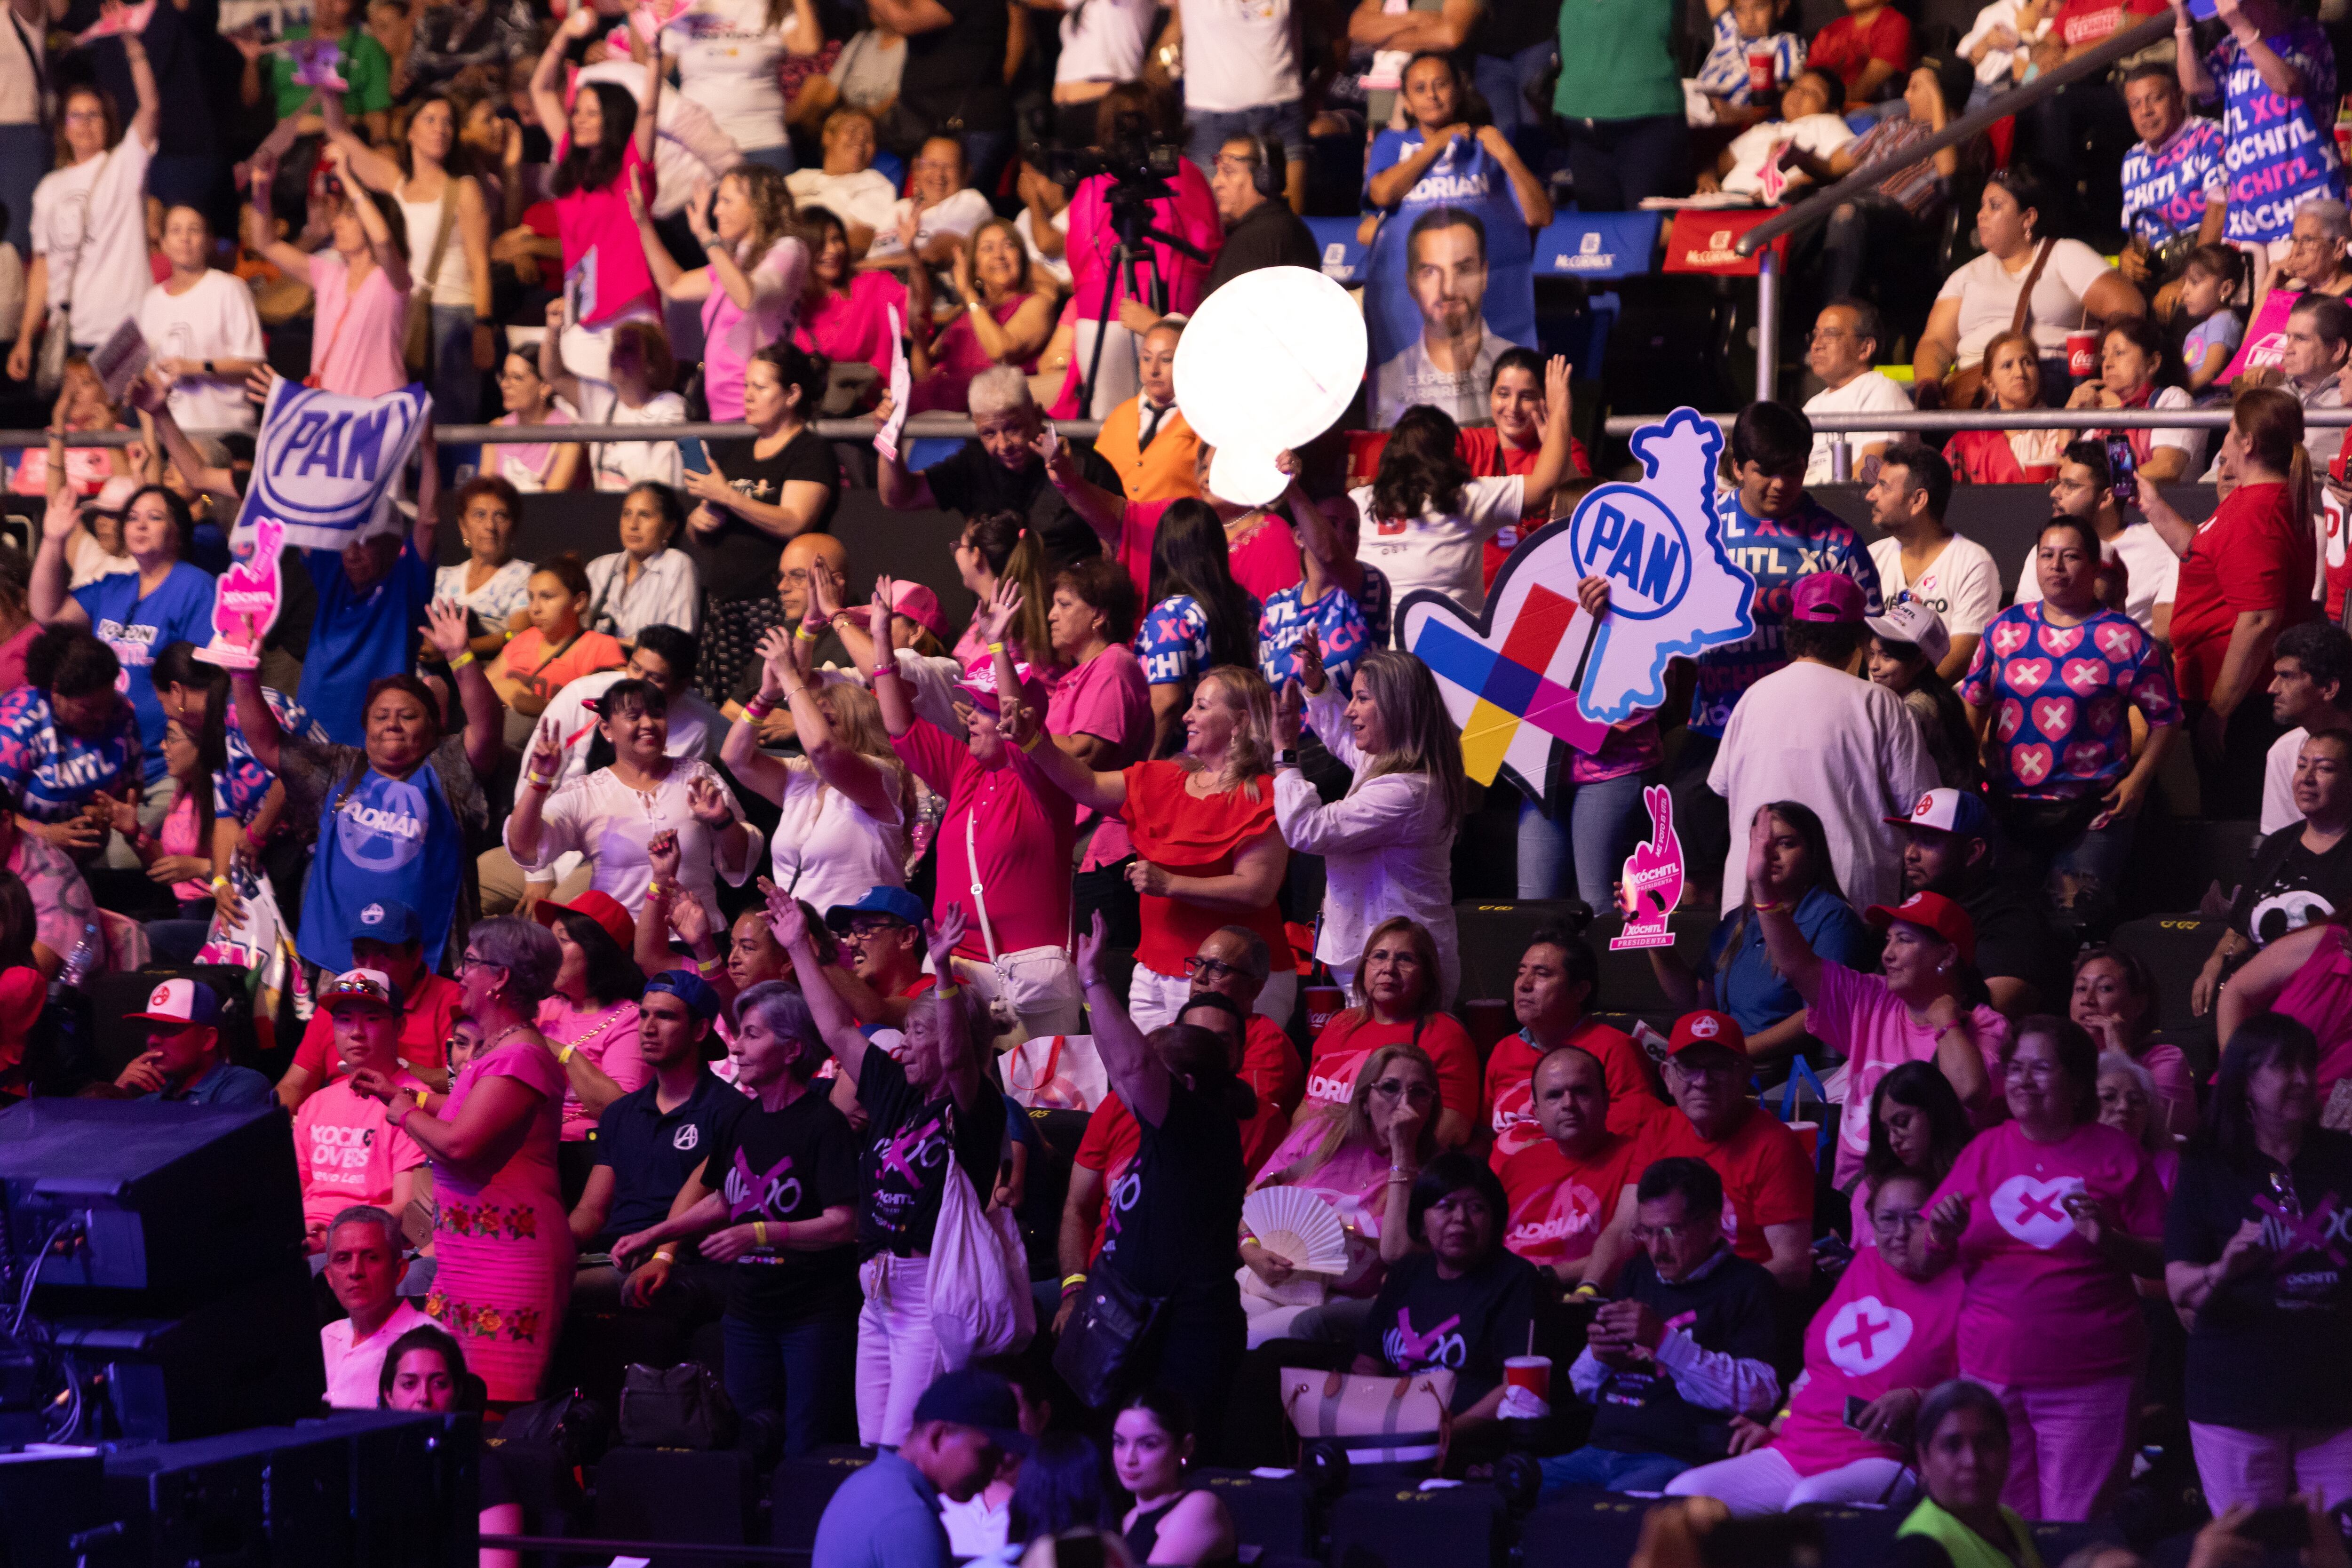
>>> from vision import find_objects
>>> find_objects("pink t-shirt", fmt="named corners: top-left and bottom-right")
top-left (491, 406), bottom-right (578, 490)
top-left (309, 253), bottom-right (410, 398)
top-left (1045, 645), bottom-right (1152, 870)
top-left (292, 1072), bottom-right (428, 1232)
top-left (1250, 1119), bottom-right (1396, 1296)
top-left (2137, 1040), bottom-right (2197, 1139)
top-left (702, 235), bottom-right (809, 421)
top-left (909, 295), bottom-right (1041, 415)
top-left (891, 715), bottom-right (1077, 962)
top-left (536, 995), bottom-right (647, 1141)
top-left (1930, 1119), bottom-right (2166, 1386)
top-left (1772, 1247), bottom-right (1964, 1476)
top-left (1813, 960), bottom-right (2010, 1189)
top-left (158, 791), bottom-right (211, 901)
top-left (552, 135), bottom-right (658, 327)
top-left (794, 269), bottom-right (908, 375)
top-left (1226, 514), bottom-right (1303, 603)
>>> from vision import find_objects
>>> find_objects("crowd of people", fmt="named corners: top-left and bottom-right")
top-left (14, 0), bottom-right (2352, 1564)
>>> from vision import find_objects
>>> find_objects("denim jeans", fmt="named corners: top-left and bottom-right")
top-left (1183, 101), bottom-right (1310, 179)
top-left (1473, 40), bottom-right (1558, 155)
top-left (960, 130), bottom-right (1015, 203)
top-left (428, 303), bottom-right (483, 428)
top-left (1540, 1444), bottom-right (1696, 1495)
top-left (721, 1306), bottom-right (856, 1458)
top-left (1518, 773), bottom-right (1648, 909)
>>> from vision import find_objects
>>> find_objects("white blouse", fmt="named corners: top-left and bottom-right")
top-left (505, 757), bottom-right (761, 932)
top-left (767, 758), bottom-right (906, 922)
top-left (585, 547), bottom-right (701, 642)
top-left (1272, 684), bottom-right (1459, 997)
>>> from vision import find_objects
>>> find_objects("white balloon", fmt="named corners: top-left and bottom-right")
top-left (1208, 445), bottom-right (1289, 509)
top-left (1172, 266), bottom-right (1366, 455)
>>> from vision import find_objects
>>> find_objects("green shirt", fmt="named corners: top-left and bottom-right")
top-left (265, 25), bottom-right (394, 121)
top-left (1550, 0), bottom-right (1680, 121)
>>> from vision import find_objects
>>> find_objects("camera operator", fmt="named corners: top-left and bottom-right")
top-left (1202, 132), bottom-right (1318, 299)
top-left (1060, 82), bottom-right (1222, 418)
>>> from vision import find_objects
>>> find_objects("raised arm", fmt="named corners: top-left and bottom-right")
top-left (1035, 427), bottom-right (1128, 547)
top-left (719, 626), bottom-right (802, 800)
top-left (117, 4), bottom-right (160, 151)
top-left (2175, 2), bottom-right (2215, 96)
top-left (1001, 677), bottom-right (1131, 809)
top-left (1744, 807), bottom-right (1825, 1009)
top-left (324, 143), bottom-right (411, 294)
top-left (126, 373), bottom-right (240, 507)
top-left (874, 396), bottom-right (938, 509)
top-left (421, 599), bottom-right (505, 776)
top-left (27, 489), bottom-right (89, 629)
top-left (245, 165), bottom-right (314, 284)
top-left (867, 577), bottom-right (920, 736)
top-left (769, 885), bottom-right (883, 1081)
top-left (780, 621), bottom-right (900, 820)
top-left (531, 8), bottom-right (601, 156)
top-left (628, 179), bottom-right (705, 301)
top-left (1285, 471), bottom-right (1365, 602)
top-left (1077, 911), bottom-right (1171, 1124)
top-left (321, 89), bottom-right (404, 191)
top-left (635, 29), bottom-right (661, 167)
top-left (1517, 356), bottom-right (1576, 518)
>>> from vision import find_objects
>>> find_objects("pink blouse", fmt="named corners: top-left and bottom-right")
top-left (535, 995), bottom-right (646, 1141)
top-left (795, 270), bottom-right (908, 376)
top-left (909, 294), bottom-right (1039, 414)
top-left (1066, 162), bottom-right (1221, 324)
top-left (309, 253), bottom-right (409, 397)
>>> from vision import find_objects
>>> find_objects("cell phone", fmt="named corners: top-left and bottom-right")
top-left (2104, 432), bottom-right (2138, 509)
top-left (1842, 1395), bottom-right (1870, 1430)
top-left (2240, 1504), bottom-right (2312, 1551)
top-left (680, 438), bottom-right (709, 475)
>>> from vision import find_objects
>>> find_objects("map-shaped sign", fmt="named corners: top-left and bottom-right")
top-left (1398, 407), bottom-right (1757, 797)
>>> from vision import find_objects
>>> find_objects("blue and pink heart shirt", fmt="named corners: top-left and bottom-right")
top-left (1958, 602), bottom-right (2180, 801)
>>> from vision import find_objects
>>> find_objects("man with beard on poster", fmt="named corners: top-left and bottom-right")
top-left (1374, 207), bottom-right (1519, 428)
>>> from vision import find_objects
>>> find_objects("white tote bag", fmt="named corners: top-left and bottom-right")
top-left (926, 1158), bottom-right (1036, 1364)
top-left (1003, 1033), bottom-right (1110, 1111)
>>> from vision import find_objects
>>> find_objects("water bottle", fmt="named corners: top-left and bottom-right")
top-left (60, 921), bottom-right (99, 988)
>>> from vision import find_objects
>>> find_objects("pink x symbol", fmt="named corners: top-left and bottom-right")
top-left (1837, 1309), bottom-right (1892, 1360)
top-left (2015, 1190), bottom-right (2065, 1225)
top-left (880, 1116), bottom-right (940, 1185)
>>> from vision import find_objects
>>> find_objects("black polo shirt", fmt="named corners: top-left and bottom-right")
top-left (922, 440), bottom-right (1118, 574)
top-left (1202, 199), bottom-right (1323, 300)
top-left (591, 1069), bottom-right (751, 1247)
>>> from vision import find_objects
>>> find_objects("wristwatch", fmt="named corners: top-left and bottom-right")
top-left (202, 359), bottom-right (215, 376)
top-left (1276, 750), bottom-right (1299, 768)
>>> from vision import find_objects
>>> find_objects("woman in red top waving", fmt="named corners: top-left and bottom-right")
top-left (1017, 637), bottom-right (1294, 1033)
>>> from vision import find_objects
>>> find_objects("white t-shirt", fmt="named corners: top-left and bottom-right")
top-left (1017, 205), bottom-right (1072, 289)
top-left (1350, 475), bottom-right (1522, 616)
top-left (1956, 0), bottom-right (2048, 86)
top-left (1937, 238), bottom-right (2114, 366)
top-left (1176, 0), bottom-right (1299, 114)
top-left (320, 1299), bottom-right (434, 1409)
top-left (1803, 371), bottom-right (1914, 484)
top-left (572, 379), bottom-right (688, 490)
top-left (135, 270), bottom-right (266, 433)
top-left (1720, 113), bottom-right (1853, 198)
top-left (1058, 0), bottom-right (1157, 83)
top-left (1868, 533), bottom-right (2002, 638)
top-left (1708, 659), bottom-right (1939, 917)
top-left (787, 167), bottom-right (902, 238)
top-left (769, 759), bottom-right (906, 919)
top-left (826, 29), bottom-right (905, 109)
top-left (863, 189), bottom-right (994, 263)
top-left (2265, 726), bottom-right (2306, 836)
top-left (540, 666), bottom-right (725, 783)
top-left (32, 132), bottom-right (157, 349)
top-left (664, 0), bottom-right (789, 151)
top-left (2012, 521), bottom-right (2179, 636)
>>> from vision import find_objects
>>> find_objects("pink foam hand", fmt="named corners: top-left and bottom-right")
top-left (1620, 785), bottom-right (1683, 921)
top-left (289, 37), bottom-right (348, 90)
top-left (75, 2), bottom-right (153, 44)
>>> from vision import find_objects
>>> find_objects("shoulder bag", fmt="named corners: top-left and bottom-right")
top-left (617, 1361), bottom-right (738, 1449)
top-left (1052, 1263), bottom-right (1168, 1409)
top-left (1941, 236), bottom-right (2054, 412)
top-left (402, 176), bottom-right (459, 374)
top-left (1279, 1367), bottom-right (1457, 1471)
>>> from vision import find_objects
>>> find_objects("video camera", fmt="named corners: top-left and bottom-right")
top-left (1041, 133), bottom-right (1186, 207)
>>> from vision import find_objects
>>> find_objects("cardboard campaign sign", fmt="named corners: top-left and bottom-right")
top-left (234, 380), bottom-right (432, 553)
top-left (196, 517), bottom-right (286, 670)
top-left (1662, 209), bottom-right (1788, 276)
top-left (1610, 786), bottom-right (1684, 950)
top-left (1398, 408), bottom-right (1756, 797)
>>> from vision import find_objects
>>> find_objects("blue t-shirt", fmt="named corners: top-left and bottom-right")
top-left (2184, 308), bottom-right (2246, 382)
top-left (74, 562), bottom-right (219, 784)
top-left (1705, 884), bottom-right (1877, 1035)
top-left (1137, 595), bottom-right (1209, 686)
top-left (1365, 126), bottom-right (1512, 210)
top-left (0, 687), bottom-right (141, 821)
top-left (1688, 490), bottom-right (1882, 738)
top-left (2207, 21), bottom-right (2346, 245)
top-left (144, 1061), bottom-right (273, 1107)
top-left (1259, 578), bottom-right (1376, 690)
top-left (2120, 116), bottom-right (2226, 247)
top-left (297, 740), bottom-right (468, 972)
top-left (298, 541), bottom-right (435, 747)
top-left (212, 687), bottom-right (321, 825)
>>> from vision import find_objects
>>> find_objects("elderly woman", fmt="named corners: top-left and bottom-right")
top-left (611, 979), bottom-right (861, 1457)
top-left (1301, 917), bottom-right (1483, 1148)
top-left (1927, 1016), bottom-right (2166, 1521)
top-left (350, 916), bottom-right (573, 1403)
top-left (2072, 945), bottom-right (2195, 1138)
top-left (2065, 316), bottom-right (2201, 483)
top-left (506, 677), bottom-right (759, 931)
top-left (906, 219), bottom-right (1053, 415)
top-left (2096, 1051), bottom-right (2177, 1192)
top-left (768, 893), bottom-right (1002, 1448)
top-left (1941, 330), bottom-right (2067, 484)
top-left (231, 604), bottom-right (498, 977)
top-left (1274, 641), bottom-right (1464, 1002)
top-left (1913, 168), bottom-right (2145, 408)
top-left (2166, 1014), bottom-right (2352, 1512)
top-left (435, 478), bottom-right (534, 659)
top-left (1239, 1043), bottom-right (1440, 1346)
top-left (1962, 518), bottom-right (2182, 936)
top-left (1668, 1170), bottom-right (1961, 1516)
top-left (1019, 645), bottom-right (1294, 1033)
top-left (1891, 1381), bottom-right (2046, 1568)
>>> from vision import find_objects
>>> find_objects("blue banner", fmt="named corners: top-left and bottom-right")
top-left (233, 380), bottom-right (433, 552)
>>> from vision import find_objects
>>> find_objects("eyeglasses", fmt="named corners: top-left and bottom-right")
top-left (458, 953), bottom-right (503, 974)
top-left (845, 918), bottom-right (908, 941)
top-left (1632, 1221), bottom-right (1701, 1244)
top-left (1871, 1209), bottom-right (1928, 1233)
top-left (1371, 1078), bottom-right (1437, 1104)
top-left (1183, 955), bottom-right (1246, 981)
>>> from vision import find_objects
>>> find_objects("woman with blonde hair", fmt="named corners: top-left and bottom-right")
top-left (1017, 647), bottom-right (1295, 1031)
top-left (721, 621), bottom-right (914, 917)
top-left (1274, 639), bottom-right (1464, 999)
top-left (628, 161), bottom-right (807, 422)
top-left (1238, 1043), bottom-right (1441, 1345)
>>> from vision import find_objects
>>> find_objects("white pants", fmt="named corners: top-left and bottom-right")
top-left (2190, 1421), bottom-right (2352, 1513)
top-left (951, 947), bottom-right (1084, 1041)
top-left (1665, 1447), bottom-right (1917, 1517)
top-left (1128, 963), bottom-right (1297, 1035)
top-left (856, 1252), bottom-right (952, 1448)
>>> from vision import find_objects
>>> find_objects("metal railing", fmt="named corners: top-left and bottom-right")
top-left (1728, 10), bottom-right (2181, 405)
top-left (0, 415), bottom-right (1106, 447)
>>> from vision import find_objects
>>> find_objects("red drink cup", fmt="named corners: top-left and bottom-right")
top-left (1504, 1356), bottom-right (1551, 1402)
top-left (1304, 985), bottom-right (1344, 1036)
top-left (1748, 50), bottom-right (1775, 96)
top-left (2066, 330), bottom-right (2098, 380)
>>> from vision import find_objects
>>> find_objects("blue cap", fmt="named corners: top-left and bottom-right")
top-left (825, 886), bottom-right (928, 933)
top-left (644, 969), bottom-right (723, 1023)
top-left (349, 899), bottom-right (422, 946)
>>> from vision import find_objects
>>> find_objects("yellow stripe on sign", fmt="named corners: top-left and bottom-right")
top-left (1460, 698), bottom-right (1521, 785)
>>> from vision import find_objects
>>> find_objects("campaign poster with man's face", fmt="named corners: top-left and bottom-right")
top-left (1365, 132), bottom-right (1536, 430)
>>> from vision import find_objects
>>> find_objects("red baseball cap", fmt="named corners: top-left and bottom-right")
top-left (1666, 1010), bottom-right (1747, 1057)
top-left (1863, 890), bottom-right (1977, 964)
top-left (534, 889), bottom-right (636, 952)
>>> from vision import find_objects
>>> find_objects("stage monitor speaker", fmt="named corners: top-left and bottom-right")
top-left (0, 1451), bottom-right (108, 1568)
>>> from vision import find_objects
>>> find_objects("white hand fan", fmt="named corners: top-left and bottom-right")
top-left (1244, 1187), bottom-right (1350, 1277)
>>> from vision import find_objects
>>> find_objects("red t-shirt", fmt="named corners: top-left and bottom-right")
top-left (1808, 7), bottom-right (1911, 93)
top-left (2172, 480), bottom-right (2317, 703)
top-left (1242, 1014), bottom-right (1305, 1119)
top-left (1498, 1130), bottom-right (1646, 1272)
top-left (1073, 1092), bottom-right (1143, 1262)
top-left (1303, 1011), bottom-right (1483, 1123)
top-left (1642, 1106), bottom-right (1816, 1268)
top-left (290, 972), bottom-right (465, 1082)
top-left (1119, 762), bottom-right (1292, 978)
top-left (1484, 1019), bottom-right (1660, 1170)
top-left (2054, 0), bottom-right (2165, 47)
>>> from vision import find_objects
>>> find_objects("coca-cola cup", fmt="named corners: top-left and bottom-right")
top-left (1748, 50), bottom-right (1775, 97)
top-left (2066, 330), bottom-right (2098, 381)
top-left (1503, 1356), bottom-right (1551, 1402)
top-left (1304, 985), bottom-right (1344, 1036)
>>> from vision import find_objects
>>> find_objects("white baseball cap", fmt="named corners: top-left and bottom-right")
top-left (1864, 597), bottom-right (1951, 667)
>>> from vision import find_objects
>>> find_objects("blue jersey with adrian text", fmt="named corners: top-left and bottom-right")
top-left (1687, 491), bottom-right (1883, 738)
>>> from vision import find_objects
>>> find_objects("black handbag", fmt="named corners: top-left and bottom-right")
top-left (617, 1361), bottom-right (739, 1450)
top-left (1051, 1266), bottom-right (1168, 1409)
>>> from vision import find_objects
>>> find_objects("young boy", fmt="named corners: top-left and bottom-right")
top-left (1809, 0), bottom-right (1913, 107)
top-left (1698, 0), bottom-right (1808, 126)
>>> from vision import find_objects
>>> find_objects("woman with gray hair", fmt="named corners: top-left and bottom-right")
top-left (2095, 1051), bottom-right (2177, 1191)
top-left (350, 916), bottom-right (572, 1404)
top-left (612, 978), bottom-right (862, 1455)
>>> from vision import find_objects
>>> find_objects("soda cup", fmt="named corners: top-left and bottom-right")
top-left (1748, 50), bottom-right (1775, 97)
top-left (1304, 985), bottom-right (1344, 1036)
top-left (2066, 330), bottom-right (2098, 381)
top-left (1503, 1356), bottom-right (1552, 1401)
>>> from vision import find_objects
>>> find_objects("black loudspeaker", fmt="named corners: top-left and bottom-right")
top-left (99, 1410), bottom-right (477, 1568)
top-left (771, 1445), bottom-right (874, 1552)
top-left (1516, 1488), bottom-right (1654, 1566)
top-left (0, 1451), bottom-right (108, 1568)
top-left (0, 1098), bottom-right (320, 1441)
top-left (1192, 1467), bottom-right (1319, 1556)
